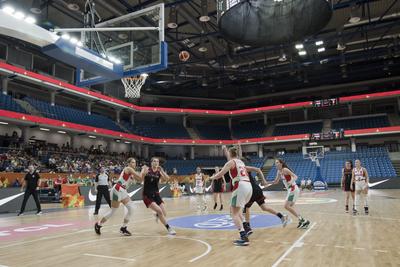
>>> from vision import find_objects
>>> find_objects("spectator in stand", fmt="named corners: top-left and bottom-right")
top-left (12, 178), bottom-right (21, 187)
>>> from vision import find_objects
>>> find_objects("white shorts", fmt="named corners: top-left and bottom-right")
top-left (195, 186), bottom-right (204, 194)
top-left (231, 181), bottom-right (252, 208)
top-left (286, 184), bottom-right (300, 203)
top-left (355, 180), bottom-right (368, 191)
top-left (111, 186), bottom-right (129, 202)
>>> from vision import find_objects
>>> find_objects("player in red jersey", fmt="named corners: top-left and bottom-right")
top-left (95, 158), bottom-right (145, 236)
top-left (142, 157), bottom-right (176, 235)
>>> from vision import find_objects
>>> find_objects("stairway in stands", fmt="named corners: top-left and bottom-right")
top-left (389, 152), bottom-right (400, 176)
top-left (262, 159), bottom-right (274, 179)
top-left (14, 99), bottom-right (42, 116)
top-left (186, 127), bottom-right (200, 139)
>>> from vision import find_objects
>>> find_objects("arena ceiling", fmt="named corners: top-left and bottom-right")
top-left (5, 0), bottom-right (400, 109)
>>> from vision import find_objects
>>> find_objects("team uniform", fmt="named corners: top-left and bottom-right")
top-left (195, 173), bottom-right (205, 194)
top-left (281, 172), bottom-right (300, 203)
top-left (212, 176), bottom-right (224, 193)
top-left (343, 168), bottom-right (354, 192)
top-left (111, 170), bottom-right (133, 202)
top-left (229, 159), bottom-right (252, 208)
top-left (353, 167), bottom-right (367, 191)
top-left (143, 168), bottom-right (163, 207)
top-left (245, 173), bottom-right (265, 208)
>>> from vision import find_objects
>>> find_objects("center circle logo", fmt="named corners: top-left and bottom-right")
top-left (169, 214), bottom-right (284, 230)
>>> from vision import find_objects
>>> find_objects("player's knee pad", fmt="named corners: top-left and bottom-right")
top-left (124, 202), bottom-right (134, 220)
top-left (104, 207), bottom-right (117, 220)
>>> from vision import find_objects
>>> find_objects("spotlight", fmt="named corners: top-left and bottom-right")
top-left (317, 47), bottom-right (325, 53)
top-left (167, 6), bottom-right (178, 29)
top-left (25, 16), bottom-right (36, 24)
top-left (2, 5), bottom-right (15, 15)
top-left (298, 50), bottom-right (307, 56)
top-left (69, 37), bottom-right (78, 44)
top-left (315, 40), bottom-right (324, 46)
top-left (199, 0), bottom-right (210, 22)
top-left (295, 44), bottom-right (304, 50)
top-left (61, 34), bottom-right (71, 40)
top-left (14, 11), bottom-right (26, 20)
top-left (30, 0), bottom-right (42, 14)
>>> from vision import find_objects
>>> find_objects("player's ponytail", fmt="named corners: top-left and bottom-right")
top-left (276, 158), bottom-right (294, 173)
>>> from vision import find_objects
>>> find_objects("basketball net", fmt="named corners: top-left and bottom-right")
top-left (121, 73), bottom-right (148, 98)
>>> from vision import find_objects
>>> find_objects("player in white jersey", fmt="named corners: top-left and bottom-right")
top-left (269, 158), bottom-right (310, 229)
top-left (210, 147), bottom-right (252, 246)
top-left (94, 158), bottom-right (146, 236)
top-left (193, 167), bottom-right (207, 212)
top-left (351, 159), bottom-right (369, 215)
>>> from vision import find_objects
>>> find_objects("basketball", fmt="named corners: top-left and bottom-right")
top-left (179, 50), bottom-right (190, 62)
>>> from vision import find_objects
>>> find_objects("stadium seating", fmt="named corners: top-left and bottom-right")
top-left (195, 125), bottom-right (232, 140)
top-left (165, 156), bottom-right (267, 175)
top-left (0, 94), bottom-right (27, 113)
top-left (232, 122), bottom-right (266, 139)
top-left (273, 121), bottom-right (323, 136)
top-left (121, 121), bottom-right (190, 139)
top-left (332, 115), bottom-right (390, 130)
top-left (25, 97), bottom-right (124, 132)
top-left (267, 147), bottom-right (397, 184)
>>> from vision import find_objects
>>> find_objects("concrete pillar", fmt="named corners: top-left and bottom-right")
top-left (228, 117), bottom-right (232, 130)
top-left (50, 92), bottom-right (56, 106)
top-left (347, 103), bottom-right (353, 116)
top-left (397, 97), bottom-right (400, 113)
top-left (87, 102), bottom-right (92, 115)
top-left (138, 144), bottom-right (142, 157)
top-left (263, 113), bottom-right (268, 125)
top-left (20, 126), bottom-right (30, 144)
top-left (107, 139), bottom-right (112, 153)
top-left (351, 138), bottom-right (356, 152)
top-left (190, 146), bottom-right (195, 160)
top-left (143, 145), bottom-right (149, 159)
top-left (304, 108), bottom-right (308, 121)
top-left (70, 134), bottom-right (80, 149)
top-left (258, 144), bottom-right (263, 158)
top-left (2, 77), bottom-right (9, 95)
top-left (116, 109), bottom-right (121, 123)
top-left (183, 115), bottom-right (188, 128)
top-left (130, 113), bottom-right (135, 125)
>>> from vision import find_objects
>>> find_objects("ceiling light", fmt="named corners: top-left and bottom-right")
top-left (70, 37), bottom-right (78, 44)
top-left (14, 11), bottom-right (26, 20)
top-left (337, 42), bottom-right (346, 51)
top-left (116, 139), bottom-right (121, 143)
top-left (124, 141), bottom-right (131, 144)
top-left (61, 34), bottom-right (70, 40)
top-left (295, 44), bottom-right (304, 50)
top-left (199, 15), bottom-right (210, 22)
top-left (67, 3), bottom-right (80, 11)
top-left (30, 0), bottom-right (42, 14)
top-left (88, 135), bottom-right (96, 139)
top-left (141, 73), bottom-right (149, 78)
top-left (25, 16), bottom-right (36, 24)
top-left (278, 53), bottom-right (287, 62)
top-left (40, 128), bottom-right (50, 131)
top-left (0, 121), bottom-right (9, 125)
top-left (317, 47), bottom-right (325, 53)
top-left (2, 6), bottom-right (15, 15)
top-left (315, 40), bottom-right (324, 46)
top-left (168, 6), bottom-right (178, 29)
top-left (77, 41), bottom-right (83, 47)
top-left (298, 50), bottom-right (307, 56)
top-left (199, 0), bottom-right (210, 22)
top-left (57, 130), bottom-right (66, 134)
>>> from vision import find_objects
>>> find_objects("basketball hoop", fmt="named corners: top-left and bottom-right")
top-left (121, 73), bottom-right (148, 98)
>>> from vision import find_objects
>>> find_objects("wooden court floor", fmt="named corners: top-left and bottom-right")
top-left (0, 189), bottom-right (400, 267)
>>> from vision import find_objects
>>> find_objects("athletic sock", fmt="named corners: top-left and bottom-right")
top-left (298, 215), bottom-right (304, 221)
top-left (276, 212), bottom-right (283, 219)
top-left (122, 222), bottom-right (128, 227)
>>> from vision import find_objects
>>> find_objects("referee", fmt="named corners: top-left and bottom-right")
top-left (18, 165), bottom-right (42, 216)
top-left (93, 167), bottom-right (111, 215)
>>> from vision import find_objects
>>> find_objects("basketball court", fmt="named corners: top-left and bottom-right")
top-left (1, 190), bottom-right (399, 266)
top-left (1, 0), bottom-right (400, 266)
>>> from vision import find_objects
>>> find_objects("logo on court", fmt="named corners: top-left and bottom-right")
top-left (169, 214), bottom-right (283, 230)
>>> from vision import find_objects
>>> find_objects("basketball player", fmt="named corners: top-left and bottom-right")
top-left (142, 157), bottom-right (176, 235)
top-left (242, 168), bottom-right (289, 235)
top-left (341, 160), bottom-right (355, 213)
top-left (269, 159), bottom-right (310, 229)
top-left (94, 158), bottom-right (145, 236)
top-left (212, 166), bottom-right (225, 210)
top-left (194, 167), bottom-right (207, 212)
top-left (222, 145), bottom-right (288, 234)
top-left (209, 147), bottom-right (253, 246)
top-left (351, 159), bottom-right (369, 215)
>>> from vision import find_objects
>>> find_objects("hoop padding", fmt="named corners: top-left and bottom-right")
top-left (121, 75), bottom-right (148, 98)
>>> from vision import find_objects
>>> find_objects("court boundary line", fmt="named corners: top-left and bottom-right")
top-left (271, 222), bottom-right (316, 267)
top-left (83, 253), bottom-right (136, 262)
top-left (63, 235), bottom-right (211, 263)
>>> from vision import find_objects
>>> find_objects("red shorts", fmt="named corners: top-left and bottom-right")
top-left (143, 192), bottom-right (163, 208)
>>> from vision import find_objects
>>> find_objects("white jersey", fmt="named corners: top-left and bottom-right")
top-left (353, 167), bottom-right (366, 182)
top-left (229, 159), bottom-right (249, 184)
top-left (195, 173), bottom-right (204, 187)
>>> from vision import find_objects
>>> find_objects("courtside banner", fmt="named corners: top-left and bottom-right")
top-left (0, 188), bottom-right (37, 214)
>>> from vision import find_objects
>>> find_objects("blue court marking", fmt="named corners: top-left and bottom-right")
top-left (169, 214), bottom-right (283, 231)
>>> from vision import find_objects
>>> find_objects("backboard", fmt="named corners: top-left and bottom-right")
top-left (76, 3), bottom-right (167, 87)
top-left (303, 146), bottom-right (325, 161)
